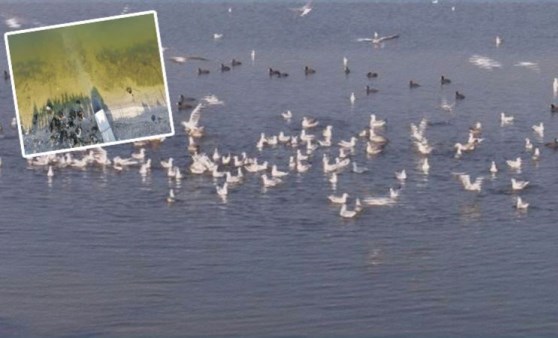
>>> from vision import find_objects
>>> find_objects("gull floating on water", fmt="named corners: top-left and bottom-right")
top-left (369, 114), bottom-right (386, 129)
top-left (329, 172), bottom-right (338, 185)
top-left (500, 112), bottom-right (514, 125)
top-left (161, 157), bottom-right (173, 169)
top-left (339, 137), bottom-right (357, 149)
top-left (525, 138), bottom-right (533, 151)
top-left (271, 165), bottom-right (288, 177)
top-left (532, 148), bottom-right (540, 161)
top-left (131, 148), bottom-right (146, 161)
top-left (490, 161), bottom-right (498, 174)
top-left (459, 174), bottom-right (483, 192)
top-left (389, 188), bottom-right (400, 200)
top-left (511, 178), bottom-right (529, 191)
top-left (366, 142), bottom-right (383, 155)
top-left (532, 122), bottom-right (544, 137)
top-left (340, 202), bottom-right (360, 218)
top-left (363, 190), bottom-right (396, 206)
top-left (506, 157), bottom-right (522, 170)
top-left (296, 159), bottom-right (311, 173)
top-left (329, 192), bottom-right (349, 204)
top-left (395, 169), bottom-right (407, 181)
top-left (421, 158), bottom-right (430, 174)
top-left (166, 189), bottom-right (175, 204)
top-left (352, 162), bottom-right (368, 174)
top-left (262, 174), bottom-right (282, 188)
top-left (302, 117), bottom-right (319, 129)
top-left (139, 159), bottom-right (151, 177)
top-left (213, 33), bottom-right (223, 40)
top-left (226, 171), bottom-right (242, 184)
top-left (282, 110), bottom-right (293, 120)
top-left (515, 196), bottom-right (529, 210)
top-left (496, 35), bottom-right (502, 47)
top-left (216, 182), bottom-right (228, 197)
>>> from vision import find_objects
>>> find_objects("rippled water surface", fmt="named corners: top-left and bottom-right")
top-left (1, 1), bottom-right (558, 336)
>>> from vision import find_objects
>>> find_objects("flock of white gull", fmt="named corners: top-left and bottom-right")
top-left (7, 68), bottom-right (557, 219)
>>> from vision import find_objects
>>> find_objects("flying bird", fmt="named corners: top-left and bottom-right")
top-left (358, 32), bottom-right (400, 44)
top-left (169, 55), bottom-right (209, 64)
top-left (290, 1), bottom-right (313, 17)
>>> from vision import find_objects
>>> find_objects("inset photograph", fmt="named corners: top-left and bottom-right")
top-left (5, 11), bottom-right (173, 157)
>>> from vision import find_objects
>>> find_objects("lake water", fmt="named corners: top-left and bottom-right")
top-left (1, 1), bottom-right (558, 336)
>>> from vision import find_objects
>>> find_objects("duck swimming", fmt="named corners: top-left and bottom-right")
top-left (544, 138), bottom-right (558, 149)
top-left (198, 68), bottom-right (210, 75)
top-left (366, 85), bottom-right (379, 95)
top-left (304, 66), bottom-right (316, 75)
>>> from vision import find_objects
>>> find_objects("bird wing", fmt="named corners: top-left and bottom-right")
top-left (459, 174), bottom-right (471, 187)
top-left (187, 55), bottom-right (210, 61)
top-left (357, 38), bottom-right (373, 42)
top-left (376, 34), bottom-right (400, 43)
top-left (188, 103), bottom-right (204, 127)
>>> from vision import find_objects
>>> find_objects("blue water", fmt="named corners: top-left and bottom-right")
top-left (1, 1), bottom-right (558, 336)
